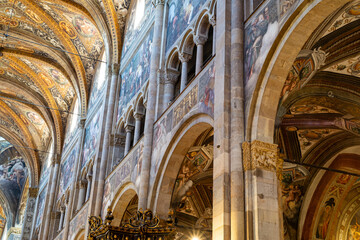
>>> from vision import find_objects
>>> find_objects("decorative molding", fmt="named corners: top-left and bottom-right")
top-left (152, 0), bottom-right (165, 7)
top-left (242, 140), bottom-right (282, 173)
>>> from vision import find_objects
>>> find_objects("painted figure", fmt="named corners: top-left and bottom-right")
top-left (316, 198), bottom-right (335, 239)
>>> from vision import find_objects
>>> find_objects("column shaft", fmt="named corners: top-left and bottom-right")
top-left (138, 1), bottom-right (164, 209)
top-left (86, 176), bottom-right (92, 201)
top-left (124, 128), bottom-right (133, 155)
top-left (77, 186), bottom-right (86, 210)
top-left (133, 116), bottom-right (142, 143)
top-left (163, 81), bottom-right (175, 106)
top-left (195, 44), bottom-right (204, 75)
top-left (230, 0), bottom-right (245, 239)
top-left (58, 210), bottom-right (64, 231)
top-left (180, 61), bottom-right (188, 91)
top-left (213, 0), bottom-right (232, 239)
top-left (42, 160), bottom-right (60, 239)
top-left (93, 63), bottom-right (120, 216)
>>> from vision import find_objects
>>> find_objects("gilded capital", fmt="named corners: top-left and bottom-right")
top-left (242, 140), bottom-right (282, 173)
top-left (28, 187), bottom-right (39, 198)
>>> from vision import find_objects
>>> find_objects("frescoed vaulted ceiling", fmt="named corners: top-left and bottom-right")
top-left (0, 0), bottom-right (134, 191)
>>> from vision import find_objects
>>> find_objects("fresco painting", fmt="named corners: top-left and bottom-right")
top-left (122, 0), bottom-right (154, 55)
top-left (89, 54), bottom-right (107, 109)
top-left (173, 85), bottom-right (198, 126)
top-left (199, 62), bottom-right (215, 117)
top-left (69, 204), bottom-right (88, 239)
top-left (166, 0), bottom-right (208, 51)
top-left (59, 146), bottom-right (78, 198)
top-left (117, 28), bottom-right (153, 120)
top-left (36, 187), bottom-right (46, 228)
top-left (81, 108), bottom-right (102, 168)
top-left (102, 161), bottom-right (131, 218)
top-left (0, 158), bottom-right (27, 200)
top-left (316, 198), bottom-right (336, 239)
top-left (348, 209), bottom-right (360, 240)
top-left (131, 142), bottom-right (143, 189)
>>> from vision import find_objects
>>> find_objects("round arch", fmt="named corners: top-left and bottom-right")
top-left (248, 0), bottom-right (351, 143)
top-left (150, 114), bottom-right (213, 218)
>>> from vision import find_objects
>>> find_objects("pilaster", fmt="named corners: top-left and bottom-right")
top-left (242, 141), bottom-right (283, 240)
top-left (21, 188), bottom-right (38, 240)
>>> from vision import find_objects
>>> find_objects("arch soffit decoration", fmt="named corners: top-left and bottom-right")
top-left (248, 0), bottom-right (352, 143)
top-left (150, 113), bottom-right (213, 217)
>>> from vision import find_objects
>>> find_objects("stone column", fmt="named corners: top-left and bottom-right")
top-left (76, 180), bottom-right (86, 211)
top-left (155, 69), bottom-right (165, 119)
top-left (124, 125), bottom-right (134, 155)
top-left (242, 141), bottom-right (283, 240)
top-left (179, 53), bottom-right (191, 92)
top-left (138, 0), bottom-right (164, 210)
top-left (194, 36), bottom-right (207, 75)
top-left (85, 173), bottom-right (92, 201)
top-left (230, 0), bottom-right (245, 239)
top-left (213, 0), bottom-right (231, 239)
top-left (21, 188), bottom-right (38, 240)
top-left (58, 206), bottom-right (65, 231)
top-left (163, 69), bottom-right (180, 109)
top-left (93, 63), bottom-right (120, 217)
top-left (41, 154), bottom-right (60, 240)
top-left (133, 113), bottom-right (143, 144)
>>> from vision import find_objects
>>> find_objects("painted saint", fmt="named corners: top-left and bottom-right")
top-left (48, 68), bottom-right (67, 85)
top-left (73, 15), bottom-right (96, 37)
top-left (26, 111), bottom-right (44, 125)
top-left (59, 21), bottom-right (77, 39)
top-left (316, 198), bottom-right (335, 239)
top-left (39, 72), bottom-right (53, 87)
top-left (25, 9), bottom-right (43, 24)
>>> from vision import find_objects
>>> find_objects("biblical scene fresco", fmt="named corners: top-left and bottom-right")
top-left (0, 157), bottom-right (27, 204)
top-left (348, 209), bottom-right (360, 240)
top-left (102, 160), bottom-right (131, 218)
top-left (36, 187), bottom-right (46, 228)
top-left (63, 99), bottom-right (80, 153)
top-left (88, 54), bottom-right (107, 110)
top-left (199, 61), bottom-right (215, 117)
top-left (69, 204), bottom-right (88, 239)
top-left (281, 164), bottom-right (308, 240)
top-left (122, 0), bottom-right (154, 56)
top-left (117, 28), bottom-right (153, 120)
top-left (131, 142), bottom-right (143, 189)
top-left (166, 0), bottom-right (208, 51)
top-left (16, 179), bottom-right (29, 226)
top-left (81, 107), bottom-right (103, 168)
top-left (58, 146), bottom-right (78, 199)
top-left (244, 0), bottom-right (299, 111)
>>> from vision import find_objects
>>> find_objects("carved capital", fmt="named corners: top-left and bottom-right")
top-left (209, 15), bottom-right (216, 26)
top-left (165, 69), bottom-right (180, 85)
top-left (152, 0), bottom-right (165, 7)
top-left (125, 125), bottom-right (134, 133)
top-left (110, 134), bottom-right (125, 146)
top-left (242, 140), bottom-right (281, 173)
top-left (77, 180), bottom-right (87, 188)
top-left (134, 113), bottom-right (144, 120)
top-left (194, 35), bottom-right (207, 46)
top-left (51, 154), bottom-right (61, 165)
top-left (112, 63), bottom-right (120, 74)
top-left (78, 118), bottom-right (86, 129)
top-left (157, 69), bottom-right (165, 85)
top-left (28, 188), bottom-right (39, 198)
top-left (86, 173), bottom-right (93, 181)
top-left (179, 53), bottom-right (192, 63)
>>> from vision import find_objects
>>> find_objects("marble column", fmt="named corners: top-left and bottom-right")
top-left (242, 141), bottom-right (283, 240)
top-left (194, 36), bottom-right (207, 75)
top-left (58, 206), bottom-right (65, 231)
top-left (213, 0), bottom-right (231, 239)
top-left (163, 69), bottom-right (180, 110)
top-left (21, 188), bottom-right (38, 240)
top-left (138, 0), bottom-right (164, 210)
top-left (93, 63), bottom-right (120, 217)
top-left (85, 173), bottom-right (92, 201)
top-left (62, 118), bottom-right (87, 240)
top-left (41, 154), bottom-right (60, 240)
top-left (230, 0), bottom-right (245, 239)
top-left (133, 113), bottom-right (143, 144)
top-left (124, 125), bottom-right (134, 155)
top-left (179, 53), bottom-right (191, 92)
top-left (76, 180), bottom-right (86, 211)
